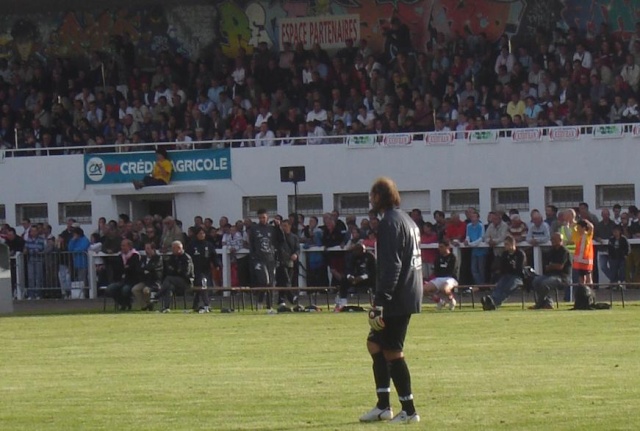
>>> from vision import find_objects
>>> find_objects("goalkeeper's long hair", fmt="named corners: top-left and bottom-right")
top-left (370, 177), bottom-right (401, 213)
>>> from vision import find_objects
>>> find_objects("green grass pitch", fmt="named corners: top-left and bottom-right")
top-left (1, 304), bottom-right (640, 430)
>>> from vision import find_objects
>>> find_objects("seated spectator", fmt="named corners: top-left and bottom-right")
top-left (622, 96), bottom-right (639, 122)
top-left (133, 148), bottom-right (172, 190)
top-left (255, 122), bottom-right (275, 147)
top-left (306, 120), bottom-right (327, 145)
top-left (423, 239), bottom-right (458, 310)
top-left (157, 240), bottom-right (194, 313)
top-left (481, 236), bottom-right (526, 310)
top-left (131, 242), bottom-right (164, 311)
top-left (333, 243), bottom-right (375, 311)
top-left (530, 233), bottom-right (571, 309)
top-left (106, 239), bottom-right (141, 311)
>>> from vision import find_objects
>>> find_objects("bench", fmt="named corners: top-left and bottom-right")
top-left (190, 286), bottom-right (338, 311)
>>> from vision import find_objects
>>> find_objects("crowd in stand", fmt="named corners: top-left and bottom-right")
top-left (2, 200), bottom-right (640, 309)
top-left (2, 18), bottom-right (640, 154)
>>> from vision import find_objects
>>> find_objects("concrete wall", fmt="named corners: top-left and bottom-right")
top-left (1, 134), bottom-right (638, 233)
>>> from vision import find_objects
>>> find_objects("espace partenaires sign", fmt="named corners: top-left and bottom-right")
top-left (84, 149), bottom-right (231, 185)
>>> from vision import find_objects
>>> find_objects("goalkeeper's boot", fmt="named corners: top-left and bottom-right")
top-left (359, 406), bottom-right (393, 422)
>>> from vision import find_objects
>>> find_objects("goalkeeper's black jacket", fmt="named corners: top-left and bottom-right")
top-left (374, 208), bottom-right (423, 316)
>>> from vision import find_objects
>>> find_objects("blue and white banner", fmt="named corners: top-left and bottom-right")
top-left (84, 148), bottom-right (231, 185)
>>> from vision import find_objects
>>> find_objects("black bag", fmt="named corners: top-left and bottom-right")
top-left (573, 285), bottom-right (596, 310)
top-left (573, 285), bottom-right (611, 310)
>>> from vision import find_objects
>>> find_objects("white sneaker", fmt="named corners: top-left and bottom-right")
top-left (198, 306), bottom-right (211, 314)
top-left (448, 297), bottom-right (457, 311)
top-left (359, 406), bottom-right (393, 422)
top-left (389, 411), bottom-right (420, 424)
top-left (436, 299), bottom-right (445, 310)
top-left (266, 308), bottom-right (277, 314)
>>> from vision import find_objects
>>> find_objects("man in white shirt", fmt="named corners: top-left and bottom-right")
top-left (621, 54), bottom-right (640, 91)
top-left (306, 121), bottom-right (327, 145)
top-left (254, 106), bottom-right (272, 128)
top-left (572, 43), bottom-right (592, 70)
top-left (255, 122), bottom-right (275, 147)
top-left (305, 100), bottom-right (328, 123)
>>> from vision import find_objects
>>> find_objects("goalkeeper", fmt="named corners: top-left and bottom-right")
top-left (360, 177), bottom-right (423, 425)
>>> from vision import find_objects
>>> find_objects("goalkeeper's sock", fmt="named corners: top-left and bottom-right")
top-left (372, 352), bottom-right (391, 409)
top-left (389, 357), bottom-right (416, 415)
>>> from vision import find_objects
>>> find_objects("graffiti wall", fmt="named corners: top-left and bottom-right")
top-left (0, 0), bottom-right (637, 66)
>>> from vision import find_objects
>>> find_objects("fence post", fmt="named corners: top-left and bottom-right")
top-left (221, 246), bottom-right (230, 288)
top-left (15, 252), bottom-right (25, 300)
top-left (88, 251), bottom-right (97, 299)
top-left (532, 246), bottom-right (543, 274)
top-left (298, 248), bottom-right (307, 288)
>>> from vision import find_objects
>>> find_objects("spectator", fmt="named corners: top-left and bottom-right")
top-left (249, 208), bottom-right (279, 313)
top-left (481, 236), bottom-right (526, 310)
top-left (530, 232), bottom-right (571, 309)
top-left (423, 239), bottom-right (458, 310)
top-left (131, 242), bottom-right (163, 311)
top-left (133, 148), bottom-right (172, 190)
top-left (67, 227), bottom-right (91, 290)
top-left (106, 239), bottom-right (141, 311)
top-left (526, 210), bottom-right (551, 246)
top-left (24, 226), bottom-right (45, 299)
top-left (157, 240), bottom-right (194, 313)
top-left (464, 210), bottom-right (487, 285)
top-left (606, 225), bottom-right (629, 285)
top-left (186, 227), bottom-right (218, 313)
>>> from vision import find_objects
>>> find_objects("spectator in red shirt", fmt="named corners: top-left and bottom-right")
top-left (445, 212), bottom-right (466, 242)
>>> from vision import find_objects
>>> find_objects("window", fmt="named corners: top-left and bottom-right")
top-left (333, 193), bottom-right (370, 216)
top-left (58, 202), bottom-right (92, 225)
top-left (16, 203), bottom-right (48, 224)
top-left (442, 189), bottom-right (479, 212)
top-left (596, 184), bottom-right (635, 208)
top-left (399, 190), bottom-right (431, 214)
top-left (545, 186), bottom-right (584, 210)
top-left (491, 188), bottom-right (529, 212)
top-left (288, 194), bottom-right (323, 216)
top-left (242, 196), bottom-right (277, 218)
top-left (0, 204), bottom-right (5, 225)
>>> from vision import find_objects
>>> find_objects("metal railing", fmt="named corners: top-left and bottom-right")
top-left (12, 238), bottom-right (640, 301)
top-left (1, 122), bottom-right (639, 157)
top-left (13, 251), bottom-right (91, 300)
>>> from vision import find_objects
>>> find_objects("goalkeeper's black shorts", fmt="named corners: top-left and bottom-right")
top-left (367, 314), bottom-right (411, 351)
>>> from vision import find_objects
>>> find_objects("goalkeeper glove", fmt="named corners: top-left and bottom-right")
top-left (368, 306), bottom-right (385, 331)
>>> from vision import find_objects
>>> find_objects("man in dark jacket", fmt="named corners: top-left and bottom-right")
top-left (187, 227), bottom-right (218, 313)
top-left (482, 235), bottom-right (526, 310)
top-left (529, 233), bottom-right (571, 309)
top-left (106, 239), bottom-right (141, 311)
top-left (131, 242), bottom-right (163, 311)
top-left (361, 177), bottom-right (422, 425)
top-left (158, 240), bottom-right (194, 313)
top-left (249, 208), bottom-right (278, 313)
top-left (334, 243), bottom-right (376, 311)
top-left (275, 219), bottom-right (299, 309)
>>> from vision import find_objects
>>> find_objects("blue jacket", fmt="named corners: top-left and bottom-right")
top-left (466, 222), bottom-right (488, 256)
top-left (68, 236), bottom-right (90, 269)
